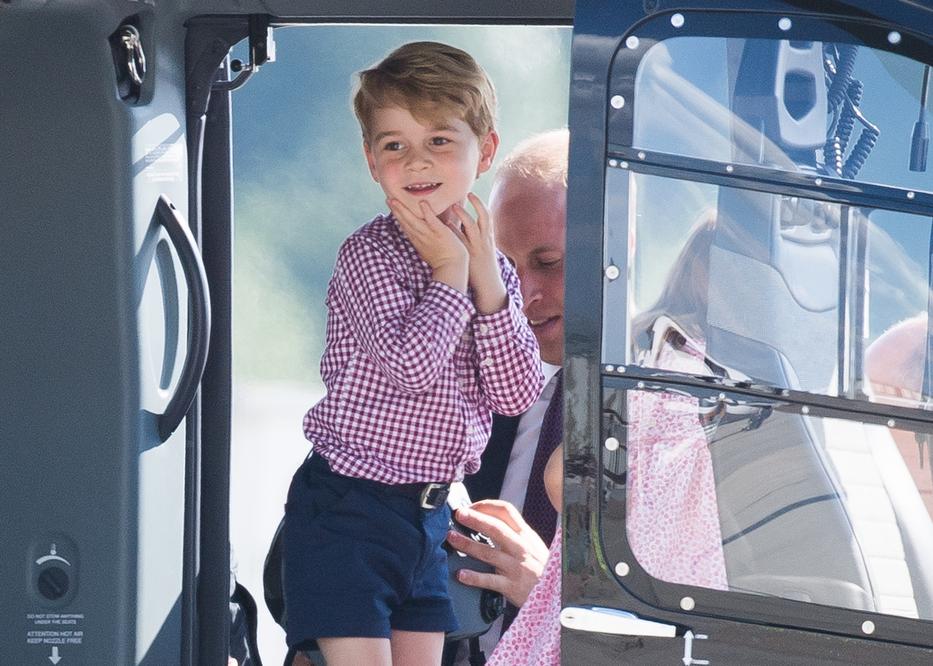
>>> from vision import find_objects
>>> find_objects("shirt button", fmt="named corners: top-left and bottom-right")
top-left (481, 356), bottom-right (494, 367)
top-left (448, 343), bottom-right (457, 354)
top-left (460, 311), bottom-right (471, 323)
top-left (478, 323), bottom-right (489, 335)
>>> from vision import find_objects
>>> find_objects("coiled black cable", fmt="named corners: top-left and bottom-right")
top-left (842, 125), bottom-right (880, 179)
top-left (827, 44), bottom-right (858, 108)
top-left (822, 44), bottom-right (879, 179)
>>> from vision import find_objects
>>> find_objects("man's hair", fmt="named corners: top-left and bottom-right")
top-left (493, 128), bottom-right (569, 190)
top-left (353, 41), bottom-right (497, 142)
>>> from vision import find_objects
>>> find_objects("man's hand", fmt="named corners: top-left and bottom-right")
top-left (448, 194), bottom-right (507, 314)
top-left (447, 499), bottom-right (550, 607)
top-left (388, 197), bottom-right (469, 294)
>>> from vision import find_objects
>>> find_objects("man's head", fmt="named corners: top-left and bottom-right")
top-left (490, 129), bottom-right (568, 365)
top-left (354, 42), bottom-right (499, 221)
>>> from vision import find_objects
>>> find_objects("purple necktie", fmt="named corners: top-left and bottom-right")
top-left (521, 369), bottom-right (562, 549)
top-left (503, 370), bottom-right (562, 634)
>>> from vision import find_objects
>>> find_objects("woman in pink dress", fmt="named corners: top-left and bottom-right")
top-left (488, 213), bottom-right (729, 665)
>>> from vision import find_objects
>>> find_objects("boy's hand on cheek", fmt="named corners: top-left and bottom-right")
top-left (451, 193), bottom-right (507, 314)
top-left (388, 198), bottom-right (469, 294)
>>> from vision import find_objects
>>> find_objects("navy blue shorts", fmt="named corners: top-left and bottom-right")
top-left (282, 455), bottom-right (458, 648)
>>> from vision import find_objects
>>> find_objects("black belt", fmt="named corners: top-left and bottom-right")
top-left (309, 454), bottom-right (451, 510)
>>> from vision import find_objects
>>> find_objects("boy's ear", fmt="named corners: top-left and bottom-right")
top-left (475, 130), bottom-right (500, 178)
top-left (363, 141), bottom-right (379, 183)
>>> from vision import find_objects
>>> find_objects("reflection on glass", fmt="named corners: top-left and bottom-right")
top-left (632, 37), bottom-right (933, 193)
top-left (604, 169), bottom-right (933, 409)
top-left (625, 334), bottom-right (728, 591)
top-left (602, 384), bottom-right (933, 619)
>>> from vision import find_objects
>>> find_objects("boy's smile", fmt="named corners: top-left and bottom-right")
top-left (364, 106), bottom-right (497, 223)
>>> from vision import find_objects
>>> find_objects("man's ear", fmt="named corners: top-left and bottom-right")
top-left (363, 141), bottom-right (379, 183)
top-left (475, 130), bottom-right (500, 178)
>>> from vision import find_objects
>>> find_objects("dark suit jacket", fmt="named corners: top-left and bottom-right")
top-left (464, 414), bottom-right (522, 503)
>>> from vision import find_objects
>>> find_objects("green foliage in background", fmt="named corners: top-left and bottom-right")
top-left (233, 25), bottom-right (572, 383)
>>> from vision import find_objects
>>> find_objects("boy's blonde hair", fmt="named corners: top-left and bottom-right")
top-left (353, 41), bottom-right (497, 143)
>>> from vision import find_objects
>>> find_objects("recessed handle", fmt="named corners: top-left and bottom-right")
top-left (153, 195), bottom-right (211, 442)
top-left (560, 606), bottom-right (677, 637)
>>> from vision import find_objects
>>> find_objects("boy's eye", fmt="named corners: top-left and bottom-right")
top-left (383, 141), bottom-right (403, 151)
top-left (431, 137), bottom-right (451, 146)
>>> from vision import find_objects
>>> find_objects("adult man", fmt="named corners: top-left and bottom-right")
top-left (444, 129), bottom-right (568, 662)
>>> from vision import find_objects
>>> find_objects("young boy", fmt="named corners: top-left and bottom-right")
top-left (283, 42), bottom-right (544, 666)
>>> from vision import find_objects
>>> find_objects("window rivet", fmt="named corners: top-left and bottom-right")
top-left (605, 264), bottom-right (621, 280)
top-left (637, 151), bottom-right (646, 160)
top-left (814, 177), bottom-right (823, 186)
top-left (620, 161), bottom-right (630, 169)
top-left (801, 405), bottom-right (810, 414)
top-left (718, 392), bottom-right (726, 401)
top-left (615, 561), bottom-right (630, 576)
top-left (625, 35), bottom-right (640, 50)
top-left (888, 31), bottom-right (902, 45)
top-left (610, 95), bottom-right (626, 110)
top-left (862, 620), bottom-right (875, 635)
top-left (609, 159), bottom-right (619, 168)
top-left (637, 381), bottom-right (646, 389)
top-left (887, 419), bottom-right (896, 428)
top-left (680, 597), bottom-right (695, 611)
top-left (671, 13), bottom-right (685, 28)
top-left (907, 191), bottom-right (916, 199)
top-left (605, 437), bottom-right (620, 451)
top-left (725, 164), bottom-right (734, 173)
top-left (778, 17), bottom-right (792, 31)
top-left (618, 366), bottom-right (626, 373)
top-left (605, 364), bottom-right (615, 372)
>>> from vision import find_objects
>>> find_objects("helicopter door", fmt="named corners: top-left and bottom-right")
top-left (564, 1), bottom-right (933, 663)
top-left (0, 7), bottom-right (202, 666)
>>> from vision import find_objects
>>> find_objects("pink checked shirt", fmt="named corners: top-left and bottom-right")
top-left (303, 214), bottom-right (544, 484)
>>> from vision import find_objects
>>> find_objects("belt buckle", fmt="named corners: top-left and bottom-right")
top-left (420, 483), bottom-right (449, 510)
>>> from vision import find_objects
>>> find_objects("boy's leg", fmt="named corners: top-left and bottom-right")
top-left (317, 636), bottom-right (392, 666)
top-left (390, 630), bottom-right (445, 666)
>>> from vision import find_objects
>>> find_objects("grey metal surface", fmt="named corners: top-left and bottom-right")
top-left (1, 2), bottom-right (192, 664)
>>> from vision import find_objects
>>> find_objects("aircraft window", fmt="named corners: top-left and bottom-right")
top-left (603, 167), bottom-right (933, 409)
top-left (228, 24), bottom-right (570, 663)
top-left (600, 381), bottom-right (933, 622)
top-left (628, 35), bottom-right (933, 194)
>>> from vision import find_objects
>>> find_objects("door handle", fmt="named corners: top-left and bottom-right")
top-left (560, 606), bottom-right (677, 637)
top-left (153, 194), bottom-right (211, 442)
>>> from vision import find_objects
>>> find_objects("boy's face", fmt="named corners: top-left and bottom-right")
top-left (364, 106), bottom-right (498, 222)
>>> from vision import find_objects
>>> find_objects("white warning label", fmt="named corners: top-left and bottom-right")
top-left (25, 613), bottom-right (85, 645)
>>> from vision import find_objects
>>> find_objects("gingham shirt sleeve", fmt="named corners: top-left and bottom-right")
top-left (332, 233), bottom-right (475, 395)
top-left (471, 252), bottom-right (544, 415)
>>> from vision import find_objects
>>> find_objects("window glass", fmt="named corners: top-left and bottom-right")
top-left (632, 36), bottom-right (933, 193)
top-left (601, 381), bottom-right (933, 619)
top-left (604, 167), bottom-right (933, 407)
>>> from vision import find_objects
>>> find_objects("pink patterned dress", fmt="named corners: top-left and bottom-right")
top-left (626, 333), bottom-right (728, 590)
top-left (488, 331), bottom-right (727, 666)
top-left (486, 525), bottom-right (562, 666)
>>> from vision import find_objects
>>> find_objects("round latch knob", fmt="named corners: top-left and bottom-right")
top-left (37, 566), bottom-right (70, 601)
